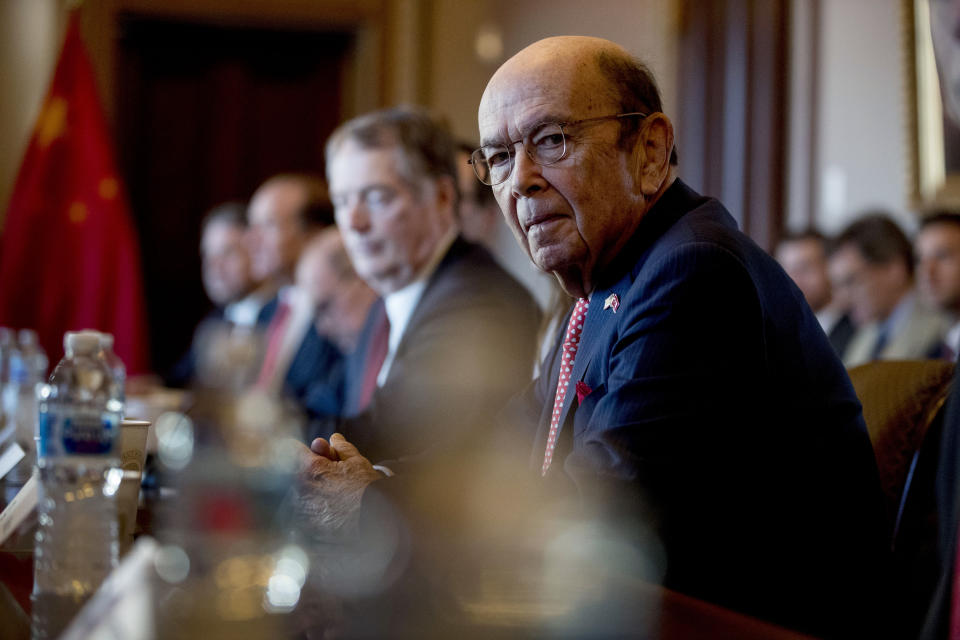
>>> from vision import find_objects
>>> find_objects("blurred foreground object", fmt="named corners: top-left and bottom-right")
top-left (32, 331), bottom-right (124, 638)
top-left (1, 330), bottom-right (47, 469)
top-left (149, 385), bottom-right (307, 638)
top-left (0, 13), bottom-right (149, 373)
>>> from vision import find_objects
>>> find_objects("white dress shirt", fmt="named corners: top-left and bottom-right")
top-left (377, 231), bottom-right (457, 386)
top-left (224, 292), bottom-right (268, 327)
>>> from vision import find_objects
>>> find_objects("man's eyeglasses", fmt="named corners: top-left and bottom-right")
top-left (468, 112), bottom-right (647, 186)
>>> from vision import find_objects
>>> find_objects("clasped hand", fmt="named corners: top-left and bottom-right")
top-left (293, 433), bottom-right (382, 535)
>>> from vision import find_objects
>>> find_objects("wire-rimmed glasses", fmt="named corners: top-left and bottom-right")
top-left (468, 112), bottom-right (647, 186)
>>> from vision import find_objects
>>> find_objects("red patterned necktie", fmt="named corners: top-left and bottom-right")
top-left (357, 303), bottom-right (390, 412)
top-left (542, 297), bottom-right (589, 476)
top-left (255, 300), bottom-right (292, 389)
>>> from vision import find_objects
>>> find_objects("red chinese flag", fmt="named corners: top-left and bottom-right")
top-left (0, 14), bottom-right (150, 374)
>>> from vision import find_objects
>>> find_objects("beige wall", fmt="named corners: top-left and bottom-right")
top-left (784, 0), bottom-right (914, 235)
top-left (427, 0), bottom-right (499, 143)
top-left (495, 0), bottom-right (678, 126)
top-left (813, 0), bottom-right (911, 232)
top-left (428, 0), bottom-right (679, 145)
top-left (0, 0), bottom-right (68, 226)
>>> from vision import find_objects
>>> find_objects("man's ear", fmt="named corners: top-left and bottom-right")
top-left (634, 113), bottom-right (674, 196)
top-left (433, 174), bottom-right (458, 215)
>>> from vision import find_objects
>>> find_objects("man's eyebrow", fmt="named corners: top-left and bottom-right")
top-left (479, 132), bottom-right (507, 147)
top-left (479, 113), bottom-right (569, 147)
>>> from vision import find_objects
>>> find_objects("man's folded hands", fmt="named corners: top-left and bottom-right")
top-left (292, 433), bottom-right (381, 536)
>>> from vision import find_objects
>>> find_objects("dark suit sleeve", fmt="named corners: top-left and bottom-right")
top-left (921, 357), bottom-right (960, 639)
top-left (326, 284), bottom-right (539, 464)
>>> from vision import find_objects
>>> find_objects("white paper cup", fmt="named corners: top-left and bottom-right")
top-left (126, 389), bottom-right (188, 454)
top-left (117, 419), bottom-right (150, 555)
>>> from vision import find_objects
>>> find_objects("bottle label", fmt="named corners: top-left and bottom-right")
top-left (38, 409), bottom-right (119, 457)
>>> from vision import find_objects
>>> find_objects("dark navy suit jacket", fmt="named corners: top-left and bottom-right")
top-left (921, 354), bottom-right (960, 639)
top-left (501, 179), bottom-right (887, 638)
top-left (164, 308), bottom-right (224, 388)
top-left (260, 295), bottom-right (345, 412)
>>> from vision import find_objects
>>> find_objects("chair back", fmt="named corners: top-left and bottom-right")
top-left (847, 359), bottom-right (955, 639)
top-left (848, 359), bottom-right (952, 518)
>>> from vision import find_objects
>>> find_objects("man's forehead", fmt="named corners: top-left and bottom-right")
top-left (329, 142), bottom-right (404, 189)
top-left (781, 238), bottom-right (824, 257)
top-left (479, 75), bottom-right (608, 143)
top-left (920, 223), bottom-right (960, 240)
top-left (479, 36), bottom-right (626, 134)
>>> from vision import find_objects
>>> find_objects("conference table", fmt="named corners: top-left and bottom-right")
top-left (0, 482), bottom-right (815, 640)
top-left (0, 388), bottom-right (817, 639)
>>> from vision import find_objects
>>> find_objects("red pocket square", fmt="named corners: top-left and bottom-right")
top-left (576, 381), bottom-right (593, 405)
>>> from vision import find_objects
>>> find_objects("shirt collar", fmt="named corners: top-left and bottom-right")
top-left (379, 230), bottom-right (457, 383)
top-left (878, 291), bottom-right (915, 340)
top-left (946, 321), bottom-right (960, 356)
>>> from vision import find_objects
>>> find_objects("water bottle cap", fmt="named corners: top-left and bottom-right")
top-left (0, 327), bottom-right (13, 345)
top-left (64, 331), bottom-right (101, 355)
top-left (17, 328), bottom-right (37, 346)
top-left (99, 333), bottom-right (114, 349)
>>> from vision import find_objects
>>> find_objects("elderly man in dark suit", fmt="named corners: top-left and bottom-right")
top-left (298, 37), bottom-right (886, 638)
top-left (310, 106), bottom-right (540, 464)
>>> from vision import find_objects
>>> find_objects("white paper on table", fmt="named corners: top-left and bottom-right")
top-left (0, 442), bottom-right (25, 481)
top-left (0, 472), bottom-right (37, 545)
top-left (59, 536), bottom-right (158, 640)
top-left (0, 421), bottom-right (15, 448)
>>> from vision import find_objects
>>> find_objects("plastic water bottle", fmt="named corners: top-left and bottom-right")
top-left (1, 331), bottom-right (21, 442)
top-left (97, 332), bottom-right (126, 406)
top-left (18, 328), bottom-right (48, 382)
top-left (31, 331), bottom-right (124, 639)
top-left (0, 327), bottom-right (14, 442)
top-left (13, 329), bottom-right (47, 453)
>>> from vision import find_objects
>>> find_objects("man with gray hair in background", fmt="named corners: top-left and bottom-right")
top-left (310, 105), bottom-right (539, 464)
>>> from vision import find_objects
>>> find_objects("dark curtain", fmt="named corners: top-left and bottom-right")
top-left (676, 0), bottom-right (790, 251)
top-left (115, 17), bottom-right (351, 374)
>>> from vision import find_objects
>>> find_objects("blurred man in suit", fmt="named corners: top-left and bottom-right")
top-left (299, 227), bottom-right (377, 356)
top-left (310, 106), bottom-right (539, 463)
top-left (247, 174), bottom-right (332, 296)
top-left (200, 202), bottom-right (258, 316)
top-left (166, 202), bottom-right (260, 387)
top-left (298, 38), bottom-right (884, 638)
top-left (775, 228), bottom-right (855, 356)
top-left (296, 227), bottom-right (377, 418)
top-left (917, 212), bottom-right (960, 360)
top-left (248, 174), bottom-right (339, 402)
top-left (831, 213), bottom-right (949, 366)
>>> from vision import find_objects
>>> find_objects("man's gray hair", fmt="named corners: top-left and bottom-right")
top-left (325, 105), bottom-right (459, 203)
top-left (595, 49), bottom-right (678, 166)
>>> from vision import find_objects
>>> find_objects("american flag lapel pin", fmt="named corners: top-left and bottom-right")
top-left (604, 293), bottom-right (620, 313)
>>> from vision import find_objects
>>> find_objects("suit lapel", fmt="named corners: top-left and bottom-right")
top-left (346, 299), bottom-right (385, 414)
top-left (385, 237), bottom-right (464, 371)
top-left (556, 279), bottom-right (630, 429)
top-left (534, 180), bottom-right (703, 467)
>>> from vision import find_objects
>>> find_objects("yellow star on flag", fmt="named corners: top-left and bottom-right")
top-left (37, 97), bottom-right (68, 148)
top-left (68, 202), bottom-right (88, 224)
top-left (99, 177), bottom-right (118, 200)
